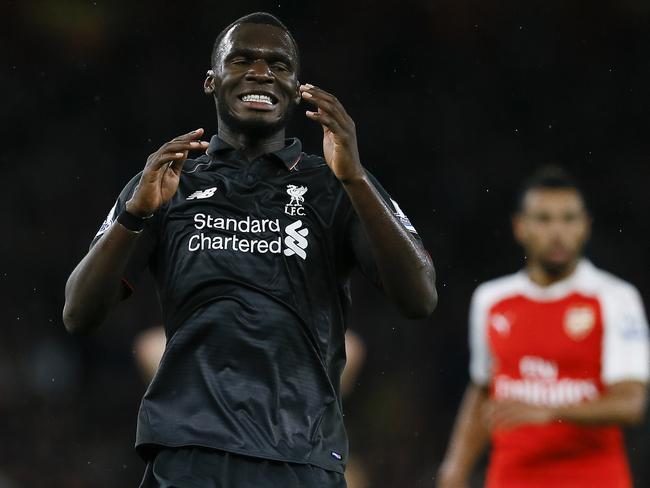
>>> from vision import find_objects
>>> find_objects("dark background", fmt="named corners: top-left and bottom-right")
top-left (2, 0), bottom-right (650, 486)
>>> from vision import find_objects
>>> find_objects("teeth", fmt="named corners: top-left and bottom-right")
top-left (241, 94), bottom-right (273, 105)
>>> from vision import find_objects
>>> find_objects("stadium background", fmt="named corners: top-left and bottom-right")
top-left (2, 0), bottom-right (650, 486)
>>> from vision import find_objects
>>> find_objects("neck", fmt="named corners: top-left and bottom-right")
top-left (526, 258), bottom-right (580, 287)
top-left (217, 122), bottom-right (286, 161)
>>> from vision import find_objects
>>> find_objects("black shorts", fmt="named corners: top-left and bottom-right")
top-left (138, 446), bottom-right (347, 488)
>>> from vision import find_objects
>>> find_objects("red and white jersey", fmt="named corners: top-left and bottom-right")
top-left (469, 260), bottom-right (649, 488)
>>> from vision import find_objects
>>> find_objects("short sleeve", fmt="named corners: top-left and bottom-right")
top-left (469, 286), bottom-right (493, 386)
top-left (601, 284), bottom-right (650, 385)
top-left (346, 171), bottom-right (424, 284)
top-left (363, 171), bottom-right (419, 235)
top-left (91, 172), bottom-right (157, 295)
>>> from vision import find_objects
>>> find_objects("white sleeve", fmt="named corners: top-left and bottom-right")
top-left (469, 287), bottom-right (492, 386)
top-left (601, 284), bottom-right (650, 385)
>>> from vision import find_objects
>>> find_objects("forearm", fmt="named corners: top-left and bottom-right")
top-left (342, 174), bottom-right (437, 318)
top-left (63, 222), bottom-right (141, 334)
top-left (552, 381), bottom-right (648, 425)
top-left (63, 129), bottom-right (206, 334)
top-left (438, 384), bottom-right (490, 486)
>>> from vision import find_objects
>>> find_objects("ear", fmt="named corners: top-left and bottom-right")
top-left (512, 213), bottom-right (525, 246)
top-left (293, 79), bottom-right (302, 105)
top-left (204, 69), bottom-right (216, 95)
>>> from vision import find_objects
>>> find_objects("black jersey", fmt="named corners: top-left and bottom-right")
top-left (93, 136), bottom-right (422, 473)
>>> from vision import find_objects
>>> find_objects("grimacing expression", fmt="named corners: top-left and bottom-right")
top-left (205, 23), bottom-right (300, 137)
top-left (513, 188), bottom-right (591, 274)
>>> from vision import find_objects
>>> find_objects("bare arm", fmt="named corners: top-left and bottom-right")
top-left (63, 129), bottom-right (209, 334)
top-left (340, 330), bottom-right (366, 397)
top-left (300, 83), bottom-right (437, 318)
top-left (555, 381), bottom-right (647, 425)
top-left (344, 176), bottom-right (437, 318)
top-left (63, 222), bottom-right (145, 333)
top-left (134, 326), bottom-right (167, 382)
top-left (486, 381), bottom-right (648, 430)
top-left (437, 383), bottom-right (491, 488)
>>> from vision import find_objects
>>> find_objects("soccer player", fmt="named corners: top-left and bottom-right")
top-left (437, 167), bottom-right (649, 488)
top-left (63, 12), bottom-right (437, 487)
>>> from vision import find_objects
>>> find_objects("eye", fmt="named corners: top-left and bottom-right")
top-left (271, 62), bottom-right (289, 72)
top-left (562, 213), bottom-right (580, 223)
top-left (531, 213), bottom-right (551, 224)
top-left (230, 57), bottom-right (250, 66)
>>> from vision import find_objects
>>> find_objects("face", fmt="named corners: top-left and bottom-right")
top-left (205, 23), bottom-right (300, 138)
top-left (513, 188), bottom-right (591, 275)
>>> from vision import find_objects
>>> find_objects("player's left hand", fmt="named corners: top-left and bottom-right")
top-left (483, 400), bottom-right (555, 431)
top-left (300, 84), bottom-right (365, 183)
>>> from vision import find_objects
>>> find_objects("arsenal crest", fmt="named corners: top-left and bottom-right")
top-left (564, 306), bottom-right (596, 340)
top-left (490, 313), bottom-right (511, 336)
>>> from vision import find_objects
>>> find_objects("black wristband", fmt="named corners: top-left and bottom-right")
top-left (117, 209), bottom-right (152, 233)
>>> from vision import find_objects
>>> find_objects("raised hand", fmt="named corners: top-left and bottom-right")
top-left (126, 128), bottom-right (210, 216)
top-left (300, 84), bottom-right (365, 183)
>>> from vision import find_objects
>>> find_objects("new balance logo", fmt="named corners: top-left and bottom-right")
top-left (283, 220), bottom-right (309, 260)
top-left (187, 187), bottom-right (217, 200)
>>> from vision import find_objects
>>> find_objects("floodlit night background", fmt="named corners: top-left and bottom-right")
top-left (2, 0), bottom-right (650, 486)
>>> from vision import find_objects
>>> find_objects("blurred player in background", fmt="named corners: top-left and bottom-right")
top-left (437, 167), bottom-right (649, 488)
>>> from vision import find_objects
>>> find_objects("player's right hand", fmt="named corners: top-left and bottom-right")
top-left (126, 128), bottom-right (209, 216)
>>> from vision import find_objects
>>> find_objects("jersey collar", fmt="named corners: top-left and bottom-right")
top-left (518, 259), bottom-right (594, 301)
top-left (206, 135), bottom-right (303, 171)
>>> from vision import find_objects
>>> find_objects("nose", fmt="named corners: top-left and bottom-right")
top-left (245, 59), bottom-right (274, 83)
top-left (547, 219), bottom-right (565, 239)
top-left (547, 217), bottom-right (572, 244)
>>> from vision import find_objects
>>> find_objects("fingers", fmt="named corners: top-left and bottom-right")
top-left (484, 400), bottom-right (516, 430)
top-left (483, 401), bottom-right (499, 430)
top-left (169, 151), bottom-right (189, 174)
top-left (165, 127), bottom-right (210, 154)
top-left (484, 401), bottom-right (544, 431)
top-left (300, 84), bottom-right (354, 133)
top-left (171, 127), bottom-right (206, 142)
top-left (300, 84), bottom-right (340, 113)
top-left (162, 140), bottom-right (209, 155)
top-left (305, 108), bottom-right (343, 133)
top-left (157, 151), bottom-right (187, 166)
top-left (146, 130), bottom-right (209, 171)
top-left (146, 145), bottom-right (197, 172)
